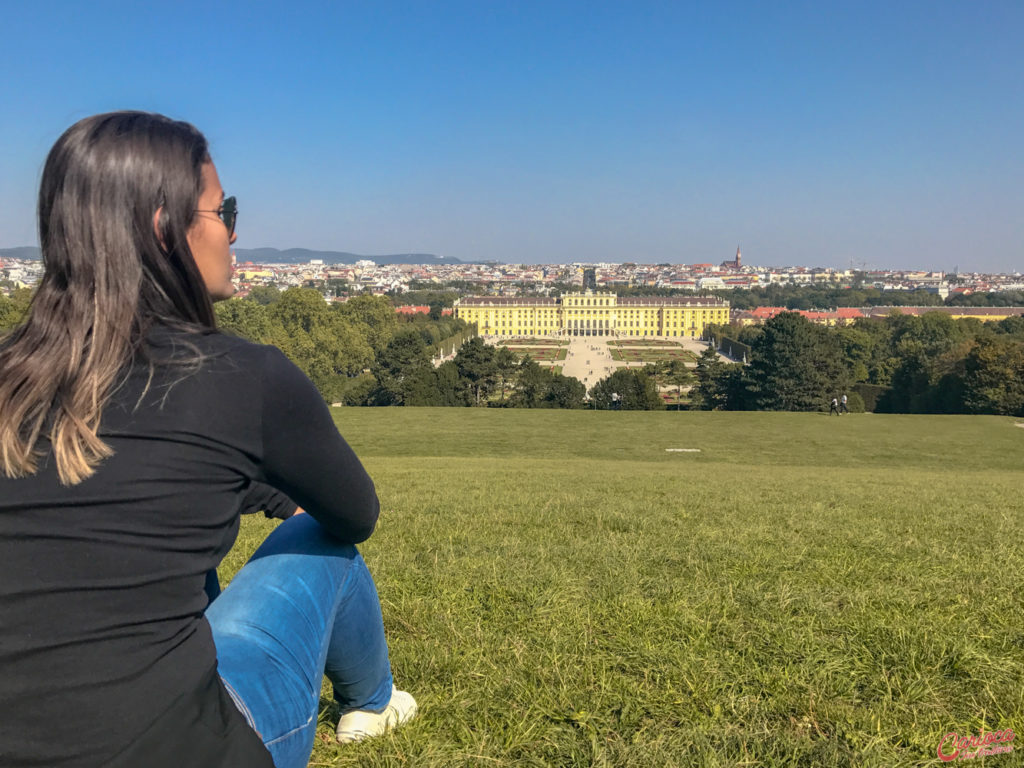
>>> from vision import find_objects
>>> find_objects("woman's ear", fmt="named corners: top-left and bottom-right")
top-left (152, 207), bottom-right (167, 250)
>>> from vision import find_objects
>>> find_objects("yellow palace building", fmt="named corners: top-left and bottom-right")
top-left (454, 291), bottom-right (730, 338)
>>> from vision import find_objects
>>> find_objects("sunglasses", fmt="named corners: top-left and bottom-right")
top-left (195, 195), bottom-right (238, 236)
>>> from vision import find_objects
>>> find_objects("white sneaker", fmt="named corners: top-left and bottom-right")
top-left (336, 686), bottom-right (418, 744)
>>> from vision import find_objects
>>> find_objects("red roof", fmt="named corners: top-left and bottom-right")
top-left (750, 307), bottom-right (786, 318)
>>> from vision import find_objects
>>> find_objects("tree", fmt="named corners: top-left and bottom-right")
top-left (246, 285), bottom-right (281, 305)
top-left (850, 317), bottom-right (899, 385)
top-left (835, 326), bottom-right (875, 383)
top-left (666, 359), bottom-right (695, 399)
top-left (691, 347), bottom-right (728, 410)
top-left (263, 288), bottom-right (375, 399)
top-left (961, 337), bottom-right (1024, 415)
top-left (372, 329), bottom-right (439, 405)
top-left (510, 358), bottom-right (548, 408)
top-left (435, 361), bottom-right (468, 406)
top-left (879, 345), bottom-right (931, 413)
top-left (746, 312), bottom-right (848, 411)
top-left (340, 373), bottom-right (378, 406)
top-left (545, 374), bottom-right (586, 409)
top-left (691, 347), bottom-right (749, 410)
top-left (215, 298), bottom-right (286, 343)
top-left (454, 337), bottom-right (497, 405)
top-left (0, 287), bottom-right (33, 331)
top-left (995, 315), bottom-right (1024, 339)
top-left (336, 294), bottom-right (399, 352)
top-left (401, 366), bottom-right (443, 406)
top-left (494, 347), bottom-right (520, 403)
top-left (590, 369), bottom-right (664, 410)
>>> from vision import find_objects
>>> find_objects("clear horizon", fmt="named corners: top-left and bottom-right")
top-left (2, 1), bottom-right (1021, 273)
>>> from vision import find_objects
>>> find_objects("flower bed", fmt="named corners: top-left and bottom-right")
top-left (496, 345), bottom-right (569, 362)
top-left (613, 349), bottom-right (698, 363)
top-left (607, 340), bottom-right (681, 347)
top-left (501, 338), bottom-right (569, 346)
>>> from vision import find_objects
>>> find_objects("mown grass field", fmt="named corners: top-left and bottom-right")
top-left (221, 411), bottom-right (1024, 767)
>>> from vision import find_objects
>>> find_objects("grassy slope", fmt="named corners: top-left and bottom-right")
top-left (222, 411), bottom-right (1024, 767)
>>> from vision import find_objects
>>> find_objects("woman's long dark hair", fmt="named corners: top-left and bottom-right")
top-left (0, 111), bottom-right (217, 485)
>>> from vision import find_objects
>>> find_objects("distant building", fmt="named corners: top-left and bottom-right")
top-left (720, 246), bottom-right (741, 270)
top-left (924, 284), bottom-right (950, 299)
top-left (582, 267), bottom-right (597, 290)
top-left (454, 290), bottom-right (729, 338)
top-left (697, 277), bottom-right (726, 290)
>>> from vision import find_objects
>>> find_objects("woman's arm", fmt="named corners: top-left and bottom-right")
top-left (239, 480), bottom-right (299, 520)
top-left (259, 346), bottom-right (379, 542)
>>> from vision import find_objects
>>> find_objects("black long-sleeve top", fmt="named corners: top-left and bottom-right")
top-left (0, 327), bottom-right (379, 767)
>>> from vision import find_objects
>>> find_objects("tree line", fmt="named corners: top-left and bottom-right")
top-left (4, 284), bottom-right (1023, 414)
top-left (692, 311), bottom-right (1024, 415)
top-left (213, 287), bottom-right (479, 404)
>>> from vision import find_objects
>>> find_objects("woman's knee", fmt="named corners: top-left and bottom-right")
top-left (249, 513), bottom-right (361, 563)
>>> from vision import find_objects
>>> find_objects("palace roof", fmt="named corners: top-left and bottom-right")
top-left (618, 296), bottom-right (727, 306)
top-left (457, 297), bottom-right (559, 306)
top-left (456, 295), bottom-right (728, 307)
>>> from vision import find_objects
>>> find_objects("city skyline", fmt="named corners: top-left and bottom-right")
top-left (5, 243), bottom-right (1023, 276)
top-left (1, 1), bottom-right (1021, 272)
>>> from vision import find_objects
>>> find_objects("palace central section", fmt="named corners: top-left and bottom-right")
top-left (454, 291), bottom-right (730, 338)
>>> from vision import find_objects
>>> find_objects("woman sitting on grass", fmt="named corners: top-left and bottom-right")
top-left (0, 111), bottom-right (416, 768)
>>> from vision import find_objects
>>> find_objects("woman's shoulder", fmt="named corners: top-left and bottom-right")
top-left (201, 329), bottom-right (278, 360)
top-left (133, 327), bottom-right (301, 397)
top-left (199, 332), bottom-right (310, 389)
top-left (146, 325), bottom-right (278, 363)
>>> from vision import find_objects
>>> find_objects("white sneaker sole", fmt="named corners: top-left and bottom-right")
top-left (336, 687), bottom-right (418, 744)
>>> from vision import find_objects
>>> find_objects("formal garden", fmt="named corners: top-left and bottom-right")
top-left (500, 338), bottom-right (569, 347)
top-left (608, 345), bottom-right (698, 364)
top-left (607, 339), bottom-right (682, 347)
top-left (495, 342), bottom-right (568, 362)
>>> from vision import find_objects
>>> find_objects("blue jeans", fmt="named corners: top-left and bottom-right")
top-left (205, 514), bottom-right (394, 768)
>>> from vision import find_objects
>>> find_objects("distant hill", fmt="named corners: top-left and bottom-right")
top-left (1, 246), bottom-right (465, 266)
top-left (233, 248), bottom-right (463, 265)
top-left (0, 247), bottom-right (42, 260)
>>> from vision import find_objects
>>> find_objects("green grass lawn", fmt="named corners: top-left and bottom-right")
top-left (221, 411), bottom-right (1024, 767)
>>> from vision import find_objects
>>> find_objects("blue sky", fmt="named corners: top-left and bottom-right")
top-left (1, 1), bottom-right (1021, 271)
